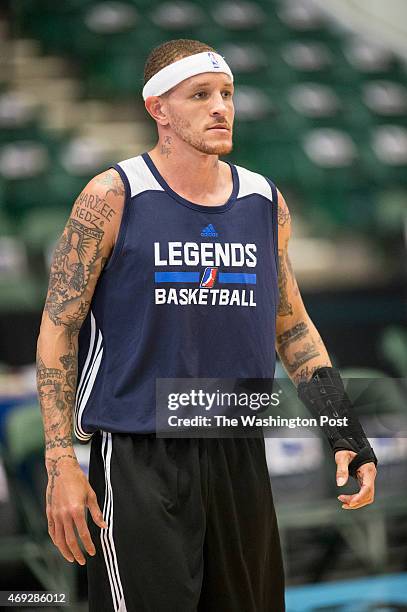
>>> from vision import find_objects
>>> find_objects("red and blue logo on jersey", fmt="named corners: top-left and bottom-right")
top-left (200, 267), bottom-right (218, 288)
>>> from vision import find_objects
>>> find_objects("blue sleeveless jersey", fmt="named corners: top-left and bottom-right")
top-left (74, 152), bottom-right (279, 440)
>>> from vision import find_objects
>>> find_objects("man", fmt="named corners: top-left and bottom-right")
top-left (36, 39), bottom-right (377, 612)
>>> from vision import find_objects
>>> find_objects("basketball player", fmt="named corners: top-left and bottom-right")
top-left (36, 39), bottom-right (377, 612)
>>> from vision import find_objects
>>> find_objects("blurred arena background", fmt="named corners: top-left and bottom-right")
top-left (0, 0), bottom-right (406, 610)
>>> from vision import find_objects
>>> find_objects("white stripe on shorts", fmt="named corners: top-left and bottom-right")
top-left (101, 432), bottom-right (127, 612)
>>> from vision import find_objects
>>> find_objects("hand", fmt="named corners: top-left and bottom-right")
top-left (46, 454), bottom-right (107, 564)
top-left (335, 449), bottom-right (377, 510)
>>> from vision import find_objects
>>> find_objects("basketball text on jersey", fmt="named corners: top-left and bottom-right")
top-left (154, 241), bottom-right (257, 307)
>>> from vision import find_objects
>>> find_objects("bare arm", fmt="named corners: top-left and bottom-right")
top-left (36, 168), bottom-right (125, 564)
top-left (275, 189), bottom-right (332, 386)
top-left (275, 191), bottom-right (377, 509)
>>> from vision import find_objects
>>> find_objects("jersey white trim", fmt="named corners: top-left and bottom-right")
top-left (74, 311), bottom-right (103, 442)
top-left (118, 155), bottom-right (164, 198)
top-left (76, 311), bottom-right (96, 397)
top-left (235, 164), bottom-right (274, 202)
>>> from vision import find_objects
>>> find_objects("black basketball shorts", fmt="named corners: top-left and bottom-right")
top-left (86, 431), bottom-right (286, 612)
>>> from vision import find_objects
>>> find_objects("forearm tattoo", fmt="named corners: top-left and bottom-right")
top-left (37, 349), bottom-right (77, 452)
top-left (38, 170), bottom-right (122, 457)
top-left (276, 321), bottom-right (330, 385)
top-left (292, 364), bottom-right (330, 386)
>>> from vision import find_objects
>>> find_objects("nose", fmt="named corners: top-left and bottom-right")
top-left (210, 91), bottom-right (229, 116)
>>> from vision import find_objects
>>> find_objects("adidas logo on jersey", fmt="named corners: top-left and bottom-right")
top-left (201, 224), bottom-right (218, 237)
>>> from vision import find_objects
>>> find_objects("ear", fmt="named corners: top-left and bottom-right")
top-left (145, 96), bottom-right (169, 126)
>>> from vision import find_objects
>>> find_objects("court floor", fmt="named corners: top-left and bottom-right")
top-left (286, 572), bottom-right (407, 611)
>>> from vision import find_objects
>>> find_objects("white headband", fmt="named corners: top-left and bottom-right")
top-left (142, 51), bottom-right (234, 100)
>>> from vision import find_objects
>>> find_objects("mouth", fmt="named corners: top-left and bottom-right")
top-left (208, 127), bottom-right (230, 132)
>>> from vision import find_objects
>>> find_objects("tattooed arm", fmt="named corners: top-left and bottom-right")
top-left (275, 193), bottom-right (377, 508)
top-left (275, 190), bottom-right (332, 386)
top-left (36, 168), bottom-right (125, 564)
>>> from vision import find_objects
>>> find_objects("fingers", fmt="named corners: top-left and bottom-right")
top-left (53, 516), bottom-right (75, 563)
top-left (63, 515), bottom-right (86, 565)
top-left (338, 483), bottom-right (374, 509)
top-left (71, 506), bottom-right (96, 558)
top-left (87, 488), bottom-right (108, 530)
top-left (335, 450), bottom-right (356, 487)
top-left (49, 501), bottom-right (98, 564)
top-left (335, 462), bottom-right (348, 487)
top-left (338, 463), bottom-right (376, 509)
top-left (46, 483), bottom-right (106, 564)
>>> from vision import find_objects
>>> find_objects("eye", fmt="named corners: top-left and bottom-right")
top-left (194, 91), bottom-right (207, 99)
top-left (223, 91), bottom-right (233, 98)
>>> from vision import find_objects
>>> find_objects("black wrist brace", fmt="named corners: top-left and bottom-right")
top-left (297, 367), bottom-right (378, 478)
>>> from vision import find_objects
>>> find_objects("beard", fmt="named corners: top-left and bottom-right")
top-left (168, 110), bottom-right (233, 156)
